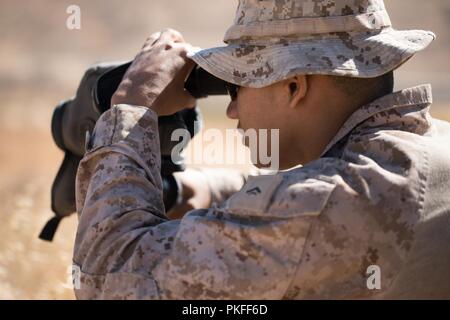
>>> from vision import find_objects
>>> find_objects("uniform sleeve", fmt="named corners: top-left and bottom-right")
top-left (73, 105), bottom-right (314, 299)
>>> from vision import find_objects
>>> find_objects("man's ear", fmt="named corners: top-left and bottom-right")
top-left (287, 76), bottom-right (308, 109)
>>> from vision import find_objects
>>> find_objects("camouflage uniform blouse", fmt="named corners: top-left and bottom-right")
top-left (73, 84), bottom-right (450, 299)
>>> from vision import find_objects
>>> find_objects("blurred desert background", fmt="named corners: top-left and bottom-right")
top-left (0, 0), bottom-right (449, 300)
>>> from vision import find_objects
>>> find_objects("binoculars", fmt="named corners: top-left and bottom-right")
top-left (40, 61), bottom-right (230, 241)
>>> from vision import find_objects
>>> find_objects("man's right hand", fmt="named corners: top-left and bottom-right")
top-left (111, 29), bottom-right (197, 116)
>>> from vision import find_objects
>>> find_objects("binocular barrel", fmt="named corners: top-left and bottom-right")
top-left (43, 61), bottom-right (228, 241)
top-left (93, 62), bottom-right (229, 113)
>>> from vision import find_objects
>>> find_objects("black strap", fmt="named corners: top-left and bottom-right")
top-left (38, 216), bottom-right (62, 242)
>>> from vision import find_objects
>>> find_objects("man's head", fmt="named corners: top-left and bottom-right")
top-left (225, 70), bottom-right (394, 169)
top-left (190, 0), bottom-right (434, 169)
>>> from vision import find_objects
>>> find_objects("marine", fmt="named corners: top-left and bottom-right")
top-left (72, 0), bottom-right (450, 299)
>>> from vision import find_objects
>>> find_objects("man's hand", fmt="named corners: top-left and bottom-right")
top-left (167, 169), bottom-right (212, 220)
top-left (111, 29), bottom-right (197, 116)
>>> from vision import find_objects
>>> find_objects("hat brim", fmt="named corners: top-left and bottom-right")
top-left (189, 28), bottom-right (435, 88)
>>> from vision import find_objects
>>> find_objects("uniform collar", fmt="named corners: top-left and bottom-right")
top-left (321, 84), bottom-right (433, 157)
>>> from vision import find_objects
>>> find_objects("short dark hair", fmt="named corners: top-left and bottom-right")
top-left (328, 71), bottom-right (394, 106)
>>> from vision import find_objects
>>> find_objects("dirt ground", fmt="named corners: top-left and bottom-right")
top-left (0, 128), bottom-right (77, 299)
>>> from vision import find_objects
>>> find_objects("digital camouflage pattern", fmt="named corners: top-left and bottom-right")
top-left (189, 0), bottom-right (435, 87)
top-left (73, 85), bottom-right (450, 299)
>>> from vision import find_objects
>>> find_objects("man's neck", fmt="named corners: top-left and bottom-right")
top-left (297, 99), bottom-right (363, 166)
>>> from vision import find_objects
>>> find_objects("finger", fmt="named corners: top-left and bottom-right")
top-left (186, 45), bottom-right (202, 58)
top-left (169, 48), bottom-right (196, 80)
top-left (183, 44), bottom-right (202, 61)
top-left (142, 31), bottom-right (162, 50)
top-left (156, 28), bottom-right (185, 45)
top-left (171, 42), bottom-right (198, 60)
top-left (147, 31), bottom-right (162, 45)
